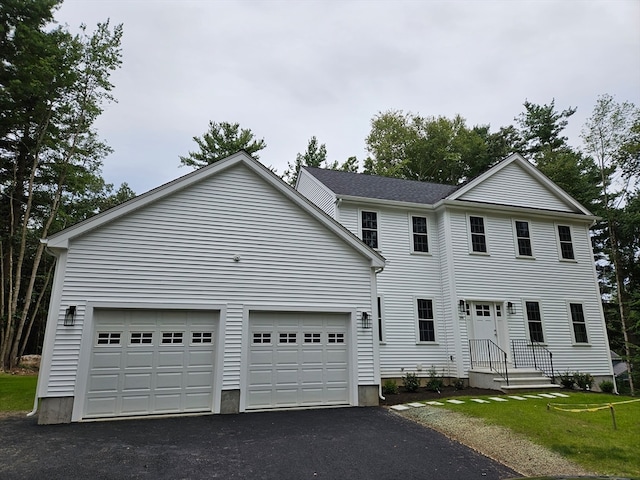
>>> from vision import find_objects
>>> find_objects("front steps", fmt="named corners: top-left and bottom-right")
top-left (469, 367), bottom-right (560, 392)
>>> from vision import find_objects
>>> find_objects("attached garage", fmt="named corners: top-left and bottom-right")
top-left (84, 309), bottom-right (218, 419)
top-left (247, 312), bottom-right (350, 410)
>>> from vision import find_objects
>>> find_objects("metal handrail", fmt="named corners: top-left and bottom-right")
top-left (511, 339), bottom-right (555, 381)
top-left (469, 339), bottom-right (510, 386)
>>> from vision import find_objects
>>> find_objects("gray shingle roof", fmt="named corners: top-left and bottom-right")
top-left (303, 167), bottom-right (459, 205)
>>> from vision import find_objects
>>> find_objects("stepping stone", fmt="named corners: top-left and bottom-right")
top-left (446, 399), bottom-right (465, 404)
top-left (548, 392), bottom-right (570, 397)
top-left (524, 395), bottom-right (542, 399)
top-left (407, 402), bottom-right (425, 408)
top-left (426, 401), bottom-right (444, 406)
top-left (470, 398), bottom-right (490, 403)
top-left (488, 397), bottom-right (508, 402)
top-left (390, 404), bottom-right (411, 411)
top-left (508, 395), bottom-right (527, 400)
top-left (538, 393), bottom-right (557, 398)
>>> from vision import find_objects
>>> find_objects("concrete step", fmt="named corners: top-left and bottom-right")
top-left (501, 383), bottom-right (561, 392)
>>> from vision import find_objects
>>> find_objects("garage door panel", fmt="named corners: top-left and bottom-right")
top-left (326, 387), bottom-right (348, 402)
top-left (86, 309), bottom-right (217, 419)
top-left (275, 350), bottom-right (298, 364)
top-left (275, 369), bottom-right (298, 384)
top-left (301, 349), bottom-right (323, 364)
top-left (249, 369), bottom-right (273, 386)
top-left (301, 368), bottom-right (323, 383)
top-left (250, 350), bottom-right (273, 365)
top-left (274, 389), bottom-right (298, 406)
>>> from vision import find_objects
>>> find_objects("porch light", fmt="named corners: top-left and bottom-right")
top-left (361, 311), bottom-right (371, 329)
top-left (507, 302), bottom-right (516, 315)
top-left (64, 306), bottom-right (76, 326)
top-left (458, 300), bottom-right (466, 314)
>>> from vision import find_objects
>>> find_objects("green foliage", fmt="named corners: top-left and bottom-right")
top-left (516, 99), bottom-right (577, 158)
top-left (382, 379), bottom-right (398, 395)
top-left (179, 121), bottom-right (266, 169)
top-left (434, 392), bottom-right (639, 477)
top-left (425, 366), bottom-right (443, 392)
top-left (402, 372), bottom-right (420, 392)
top-left (574, 372), bottom-right (594, 391)
top-left (558, 371), bottom-right (576, 389)
top-left (283, 136), bottom-right (327, 185)
top-left (0, 374), bottom-right (38, 411)
top-left (599, 380), bottom-right (615, 393)
top-left (451, 378), bottom-right (465, 390)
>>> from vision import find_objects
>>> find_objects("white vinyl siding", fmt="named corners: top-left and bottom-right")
top-left (45, 164), bottom-right (376, 398)
top-left (296, 170), bottom-right (336, 218)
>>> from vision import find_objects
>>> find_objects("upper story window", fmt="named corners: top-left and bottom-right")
top-left (514, 220), bottom-right (533, 257)
top-left (525, 301), bottom-right (544, 343)
top-left (557, 225), bottom-right (575, 260)
top-left (417, 298), bottom-right (435, 342)
top-left (411, 216), bottom-right (429, 253)
top-left (469, 216), bottom-right (487, 253)
top-left (569, 303), bottom-right (589, 344)
top-left (361, 211), bottom-right (378, 249)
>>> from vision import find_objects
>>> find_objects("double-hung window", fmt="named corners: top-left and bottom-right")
top-left (469, 216), bottom-right (487, 253)
top-left (526, 301), bottom-right (544, 343)
top-left (417, 299), bottom-right (435, 342)
top-left (569, 303), bottom-right (589, 343)
top-left (557, 225), bottom-right (575, 260)
top-left (411, 216), bottom-right (429, 253)
top-left (514, 220), bottom-right (533, 257)
top-left (361, 211), bottom-right (378, 249)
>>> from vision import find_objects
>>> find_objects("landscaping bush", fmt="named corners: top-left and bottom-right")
top-left (425, 366), bottom-right (443, 392)
top-left (402, 372), bottom-right (420, 392)
top-left (558, 371), bottom-right (576, 389)
top-left (574, 372), bottom-right (594, 391)
top-left (451, 378), bottom-right (465, 390)
top-left (598, 380), bottom-right (615, 393)
top-left (382, 379), bottom-right (398, 395)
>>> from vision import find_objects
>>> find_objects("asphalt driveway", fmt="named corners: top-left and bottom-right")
top-left (0, 407), bottom-right (519, 480)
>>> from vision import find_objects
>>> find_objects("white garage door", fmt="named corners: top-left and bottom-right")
top-left (247, 312), bottom-right (350, 410)
top-left (84, 309), bottom-right (218, 419)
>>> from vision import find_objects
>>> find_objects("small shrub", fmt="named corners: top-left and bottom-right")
top-left (599, 380), bottom-right (615, 393)
top-left (574, 372), bottom-right (594, 391)
top-left (403, 372), bottom-right (420, 392)
top-left (558, 371), bottom-right (576, 389)
top-left (383, 379), bottom-right (398, 395)
top-left (452, 378), bottom-right (465, 390)
top-left (425, 366), bottom-right (443, 392)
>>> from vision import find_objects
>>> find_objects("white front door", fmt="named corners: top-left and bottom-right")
top-left (471, 303), bottom-right (508, 352)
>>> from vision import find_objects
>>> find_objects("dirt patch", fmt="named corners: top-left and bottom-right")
top-left (379, 386), bottom-right (498, 405)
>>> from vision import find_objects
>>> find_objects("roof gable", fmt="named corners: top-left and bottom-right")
top-left (302, 167), bottom-right (458, 205)
top-left (448, 153), bottom-right (592, 215)
top-left (46, 152), bottom-right (385, 267)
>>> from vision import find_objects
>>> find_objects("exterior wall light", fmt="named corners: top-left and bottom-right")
top-left (64, 306), bottom-right (76, 326)
top-left (362, 311), bottom-right (371, 329)
top-left (458, 300), bottom-right (466, 314)
top-left (507, 302), bottom-right (516, 315)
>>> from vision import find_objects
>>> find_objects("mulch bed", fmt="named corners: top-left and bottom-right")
top-left (379, 386), bottom-right (499, 406)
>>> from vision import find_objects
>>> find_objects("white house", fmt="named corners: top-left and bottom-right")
top-left (297, 153), bottom-right (615, 391)
top-left (35, 152), bottom-right (385, 424)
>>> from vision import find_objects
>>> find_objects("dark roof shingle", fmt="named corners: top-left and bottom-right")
top-left (303, 167), bottom-right (459, 205)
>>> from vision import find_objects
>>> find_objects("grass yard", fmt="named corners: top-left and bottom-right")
top-left (437, 392), bottom-right (640, 477)
top-left (0, 373), bottom-right (38, 411)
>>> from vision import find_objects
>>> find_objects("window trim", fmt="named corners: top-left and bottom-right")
top-left (409, 214), bottom-right (431, 255)
top-left (556, 224), bottom-right (577, 262)
top-left (415, 297), bottom-right (437, 344)
top-left (359, 209), bottom-right (380, 250)
top-left (377, 295), bottom-right (386, 343)
top-left (567, 301), bottom-right (590, 345)
top-left (512, 219), bottom-right (535, 259)
top-left (467, 214), bottom-right (489, 255)
top-left (524, 300), bottom-right (546, 344)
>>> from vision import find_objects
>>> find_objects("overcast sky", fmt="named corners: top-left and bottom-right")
top-left (54, 0), bottom-right (640, 194)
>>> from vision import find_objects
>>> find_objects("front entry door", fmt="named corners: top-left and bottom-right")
top-left (472, 303), bottom-right (497, 342)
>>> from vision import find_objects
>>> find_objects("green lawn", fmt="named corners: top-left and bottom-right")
top-left (0, 373), bottom-right (38, 411)
top-left (436, 392), bottom-right (640, 477)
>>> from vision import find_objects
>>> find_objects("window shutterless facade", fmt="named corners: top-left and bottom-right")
top-left (411, 216), bottom-right (429, 253)
top-left (361, 211), bottom-right (378, 249)
top-left (557, 225), bottom-right (575, 260)
top-left (525, 301), bottom-right (544, 343)
top-left (469, 216), bottom-right (487, 253)
top-left (569, 303), bottom-right (589, 343)
top-left (514, 220), bottom-right (533, 257)
top-left (417, 298), bottom-right (435, 342)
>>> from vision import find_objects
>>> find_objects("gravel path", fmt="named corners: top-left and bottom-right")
top-left (396, 405), bottom-right (593, 477)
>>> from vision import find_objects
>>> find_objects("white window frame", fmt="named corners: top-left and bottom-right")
top-left (524, 300), bottom-right (546, 344)
top-left (467, 214), bottom-right (489, 255)
top-left (409, 214), bottom-right (431, 255)
top-left (359, 209), bottom-right (380, 250)
top-left (567, 301), bottom-right (590, 345)
top-left (555, 224), bottom-right (577, 262)
top-left (415, 297), bottom-right (437, 344)
top-left (512, 219), bottom-right (535, 259)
